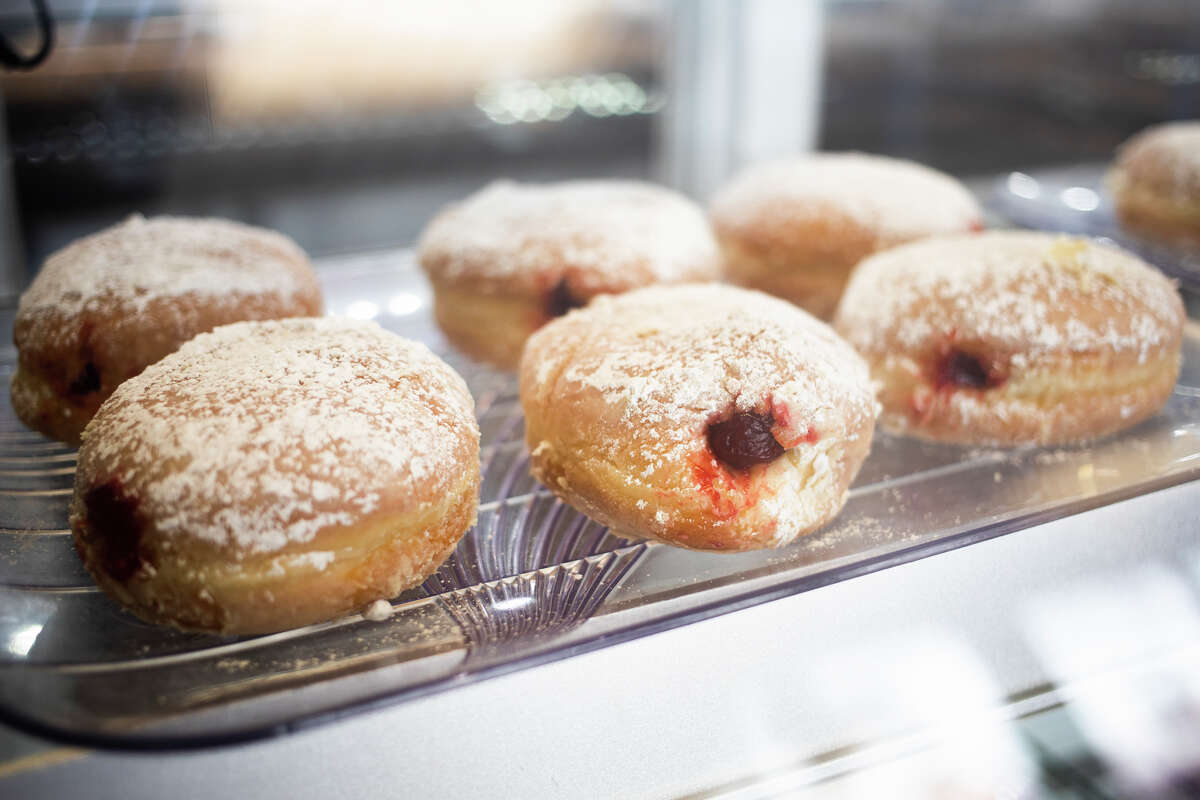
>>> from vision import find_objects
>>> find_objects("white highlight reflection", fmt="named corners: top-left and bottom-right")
top-left (491, 596), bottom-right (534, 613)
top-left (1007, 172), bottom-right (1040, 200)
top-left (1024, 568), bottom-right (1200, 793)
top-left (7, 624), bottom-right (42, 656)
top-left (802, 629), bottom-right (1035, 797)
top-left (345, 301), bottom-right (379, 320)
top-left (1061, 186), bottom-right (1100, 211)
top-left (387, 293), bottom-right (424, 317)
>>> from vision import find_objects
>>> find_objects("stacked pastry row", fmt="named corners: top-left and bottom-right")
top-left (10, 129), bottom-right (1190, 637)
top-left (419, 155), bottom-right (1183, 556)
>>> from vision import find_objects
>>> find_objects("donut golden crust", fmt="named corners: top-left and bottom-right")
top-left (519, 285), bottom-right (876, 552)
top-left (834, 232), bottom-right (1185, 446)
top-left (1111, 121), bottom-right (1200, 244)
top-left (709, 153), bottom-right (983, 319)
top-left (418, 180), bottom-right (721, 369)
top-left (12, 215), bottom-right (323, 445)
top-left (70, 318), bottom-right (480, 635)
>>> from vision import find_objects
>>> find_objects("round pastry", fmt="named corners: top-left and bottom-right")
top-left (519, 284), bottom-right (876, 552)
top-left (70, 317), bottom-right (480, 635)
top-left (418, 179), bottom-right (721, 369)
top-left (12, 215), bottom-right (323, 445)
top-left (1111, 120), bottom-right (1200, 244)
top-left (834, 231), bottom-right (1185, 446)
top-left (709, 152), bottom-right (984, 319)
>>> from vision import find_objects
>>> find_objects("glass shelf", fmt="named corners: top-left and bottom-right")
top-left (1, 248), bottom-right (1198, 747)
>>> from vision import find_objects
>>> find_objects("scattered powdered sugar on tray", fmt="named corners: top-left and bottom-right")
top-left (709, 152), bottom-right (981, 243)
top-left (362, 599), bottom-right (394, 622)
top-left (417, 179), bottom-right (720, 292)
top-left (17, 214), bottom-right (314, 317)
top-left (836, 231), bottom-right (1185, 360)
top-left (74, 317), bottom-right (477, 554)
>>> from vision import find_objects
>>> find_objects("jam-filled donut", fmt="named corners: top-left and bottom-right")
top-left (519, 284), bottom-right (876, 552)
top-left (709, 152), bottom-right (983, 319)
top-left (418, 179), bottom-right (721, 369)
top-left (1111, 121), bottom-right (1200, 244)
top-left (12, 215), bottom-right (323, 445)
top-left (834, 231), bottom-right (1185, 446)
top-left (71, 317), bottom-right (480, 635)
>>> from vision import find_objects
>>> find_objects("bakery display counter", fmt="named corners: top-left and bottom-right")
top-left (1, 240), bottom-right (1198, 750)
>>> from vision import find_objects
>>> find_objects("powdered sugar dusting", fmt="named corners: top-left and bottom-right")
top-left (709, 152), bottom-right (981, 243)
top-left (75, 317), bottom-right (478, 554)
top-left (835, 231), bottom-right (1185, 361)
top-left (362, 599), bottom-right (394, 622)
top-left (1114, 120), bottom-right (1200, 199)
top-left (523, 284), bottom-right (875, 538)
top-left (418, 180), bottom-right (720, 293)
top-left (18, 215), bottom-right (315, 318)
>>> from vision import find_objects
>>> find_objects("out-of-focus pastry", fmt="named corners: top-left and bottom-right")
top-left (11, 215), bottom-right (322, 444)
top-left (709, 152), bottom-right (983, 318)
top-left (1111, 120), bottom-right (1200, 245)
top-left (418, 179), bottom-right (720, 368)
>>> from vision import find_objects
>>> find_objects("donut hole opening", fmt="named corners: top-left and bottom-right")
top-left (546, 278), bottom-right (587, 318)
top-left (934, 349), bottom-right (1005, 391)
top-left (68, 362), bottom-right (101, 396)
top-left (706, 411), bottom-right (785, 471)
top-left (83, 481), bottom-right (147, 582)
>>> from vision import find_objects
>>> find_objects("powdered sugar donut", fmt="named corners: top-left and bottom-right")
top-left (12, 215), bottom-right (323, 444)
top-left (1111, 121), bottom-right (1200, 244)
top-left (418, 180), bottom-right (721, 368)
top-left (834, 232), bottom-right (1185, 446)
top-left (709, 153), bottom-right (983, 319)
top-left (71, 318), bottom-right (480, 635)
top-left (519, 284), bottom-right (876, 552)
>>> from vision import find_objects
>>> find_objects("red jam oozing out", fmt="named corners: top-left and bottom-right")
top-left (696, 406), bottom-right (821, 519)
top-left (706, 411), bottom-right (785, 471)
top-left (689, 452), bottom-right (752, 521)
top-left (936, 350), bottom-right (989, 389)
top-left (545, 278), bottom-right (587, 319)
top-left (768, 399), bottom-right (819, 448)
top-left (84, 481), bottom-right (147, 582)
top-left (68, 362), bottom-right (101, 396)
top-left (912, 338), bottom-right (1007, 421)
top-left (770, 400), bottom-right (792, 429)
top-left (932, 348), bottom-right (1006, 392)
top-left (909, 389), bottom-right (933, 420)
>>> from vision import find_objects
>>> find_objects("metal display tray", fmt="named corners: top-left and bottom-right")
top-left (1, 249), bottom-right (1198, 748)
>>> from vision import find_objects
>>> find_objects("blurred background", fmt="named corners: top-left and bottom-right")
top-left (0, 0), bottom-right (1198, 292)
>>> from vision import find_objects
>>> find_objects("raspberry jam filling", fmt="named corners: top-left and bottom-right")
top-left (546, 278), bottom-right (586, 318)
top-left (933, 349), bottom-right (1005, 391)
top-left (706, 411), bottom-right (785, 471)
top-left (68, 362), bottom-right (101, 396)
top-left (83, 481), bottom-right (147, 582)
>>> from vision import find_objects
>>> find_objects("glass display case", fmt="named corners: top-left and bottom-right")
top-left (1, 2), bottom-right (1199, 797)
